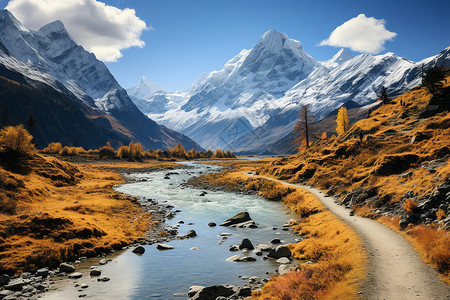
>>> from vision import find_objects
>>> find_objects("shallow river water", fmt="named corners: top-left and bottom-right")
top-left (43, 161), bottom-right (300, 299)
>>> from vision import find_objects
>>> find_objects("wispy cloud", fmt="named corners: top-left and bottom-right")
top-left (319, 14), bottom-right (397, 54)
top-left (6, 0), bottom-right (149, 61)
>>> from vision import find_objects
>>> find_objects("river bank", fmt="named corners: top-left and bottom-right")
top-left (0, 155), bottom-right (180, 299)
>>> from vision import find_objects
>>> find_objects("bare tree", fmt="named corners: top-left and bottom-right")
top-left (294, 105), bottom-right (316, 148)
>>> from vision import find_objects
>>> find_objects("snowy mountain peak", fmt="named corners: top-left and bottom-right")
top-left (127, 76), bottom-right (165, 100)
top-left (38, 20), bottom-right (68, 36)
top-left (0, 9), bottom-right (29, 32)
top-left (322, 48), bottom-right (355, 69)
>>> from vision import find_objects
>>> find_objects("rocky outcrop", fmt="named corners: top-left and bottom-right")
top-left (220, 211), bottom-right (253, 227)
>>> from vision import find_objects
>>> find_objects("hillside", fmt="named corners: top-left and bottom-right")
top-left (0, 10), bottom-right (202, 151)
top-left (261, 75), bottom-right (450, 278)
top-left (0, 72), bottom-right (129, 149)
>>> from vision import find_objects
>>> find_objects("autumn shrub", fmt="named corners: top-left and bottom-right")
top-left (117, 145), bottom-right (131, 159)
top-left (214, 148), bottom-right (224, 158)
top-left (436, 209), bottom-right (447, 221)
top-left (43, 142), bottom-right (62, 154)
top-left (98, 142), bottom-right (116, 159)
top-left (130, 142), bottom-right (144, 160)
top-left (170, 143), bottom-right (187, 158)
top-left (0, 125), bottom-right (35, 156)
top-left (404, 199), bottom-right (418, 212)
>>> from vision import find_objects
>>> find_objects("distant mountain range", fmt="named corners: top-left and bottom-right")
top-left (129, 29), bottom-right (449, 154)
top-left (0, 9), bottom-right (202, 150)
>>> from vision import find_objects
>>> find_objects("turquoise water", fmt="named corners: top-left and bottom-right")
top-left (43, 162), bottom-right (300, 299)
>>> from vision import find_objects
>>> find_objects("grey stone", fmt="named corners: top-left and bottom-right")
top-left (208, 222), bottom-right (216, 227)
top-left (270, 238), bottom-right (281, 244)
top-left (59, 263), bottom-right (75, 273)
top-left (3, 279), bottom-right (25, 291)
top-left (99, 259), bottom-right (107, 265)
top-left (186, 230), bottom-right (197, 238)
top-left (35, 268), bottom-right (49, 278)
top-left (278, 264), bottom-right (291, 275)
top-left (220, 212), bottom-right (252, 227)
top-left (255, 244), bottom-right (273, 252)
top-left (132, 246), bottom-right (145, 254)
top-left (267, 245), bottom-right (291, 259)
top-left (97, 276), bottom-right (110, 282)
top-left (276, 257), bottom-right (291, 264)
top-left (0, 274), bottom-right (10, 287)
top-left (239, 238), bottom-right (254, 250)
top-left (190, 284), bottom-right (235, 300)
top-left (68, 272), bottom-right (82, 279)
top-left (90, 269), bottom-right (101, 276)
top-left (156, 244), bottom-right (174, 250)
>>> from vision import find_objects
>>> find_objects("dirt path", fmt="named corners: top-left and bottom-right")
top-left (246, 173), bottom-right (450, 300)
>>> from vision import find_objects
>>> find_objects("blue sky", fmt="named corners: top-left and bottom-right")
top-left (3, 0), bottom-right (449, 91)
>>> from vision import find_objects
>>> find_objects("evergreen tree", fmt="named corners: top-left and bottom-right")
top-left (423, 66), bottom-right (445, 94)
top-left (336, 107), bottom-right (349, 136)
top-left (380, 86), bottom-right (389, 105)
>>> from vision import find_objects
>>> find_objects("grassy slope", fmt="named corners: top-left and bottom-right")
top-left (261, 78), bottom-right (450, 281)
top-left (0, 155), bottom-right (175, 275)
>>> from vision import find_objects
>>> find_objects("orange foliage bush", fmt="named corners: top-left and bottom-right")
top-left (0, 125), bottom-right (35, 155)
top-left (43, 142), bottom-right (62, 154)
top-left (404, 199), bottom-right (418, 212)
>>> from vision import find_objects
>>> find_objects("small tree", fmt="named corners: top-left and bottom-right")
top-left (294, 105), bottom-right (316, 148)
top-left (0, 124), bottom-right (35, 156)
top-left (214, 148), bottom-right (223, 158)
top-left (380, 86), bottom-right (389, 105)
top-left (98, 142), bottom-right (116, 159)
top-left (321, 132), bottom-right (327, 140)
top-left (423, 66), bottom-right (445, 94)
top-left (336, 107), bottom-right (349, 136)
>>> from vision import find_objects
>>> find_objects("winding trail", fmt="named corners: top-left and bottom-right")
top-left (246, 173), bottom-right (450, 300)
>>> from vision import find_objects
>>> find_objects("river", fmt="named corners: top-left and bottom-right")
top-left (43, 161), bottom-right (300, 299)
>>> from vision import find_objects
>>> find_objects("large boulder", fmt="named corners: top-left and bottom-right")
top-left (59, 263), bottom-right (75, 273)
top-left (267, 245), bottom-right (292, 259)
top-left (3, 279), bottom-right (24, 291)
top-left (0, 274), bottom-right (9, 287)
top-left (220, 212), bottom-right (252, 227)
top-left (190, 284), bottom-right (235, 300)
top-left (132, 246), bottom-right (145, 254)
top-left (239, 238), bottom-right (254, 250)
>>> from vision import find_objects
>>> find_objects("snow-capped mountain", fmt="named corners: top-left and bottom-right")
top-left (130, 28), bottom-right (449, 153)
top-left (140, 29), bottom-right (321, 149)
top-left (0, 9), bottom-right (202, 150)
top-left (127, 76), bottom-right (164, 100)
top-left (321, 48), bottom-right (355, 69)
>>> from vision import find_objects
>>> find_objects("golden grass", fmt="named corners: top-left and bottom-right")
top-left (0, 154), bottom-right (153, 275)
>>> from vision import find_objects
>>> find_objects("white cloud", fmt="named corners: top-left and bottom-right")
top-left (319, 14), bottom-right (397, 54)
top-left (5, 0), bottom-right (149, 61)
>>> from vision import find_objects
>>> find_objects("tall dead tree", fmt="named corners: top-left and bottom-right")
top-left (294, 105), bottom-right (315, 148)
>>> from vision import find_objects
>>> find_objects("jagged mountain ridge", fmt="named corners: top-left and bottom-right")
top-left (0, 10), bottom-right (202, 150)
top-left (130, 29), bottom-right (449, 153)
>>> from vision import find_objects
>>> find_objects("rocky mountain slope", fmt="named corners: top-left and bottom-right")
top-left (130, 29), bottom-right (449, 153)
top-left (0, 10), bottom-right (202, 150)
